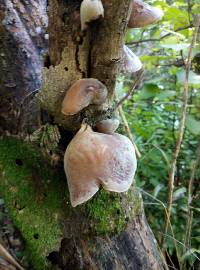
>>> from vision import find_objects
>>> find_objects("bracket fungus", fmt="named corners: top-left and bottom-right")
top-left (128, 0), bottom-right (164, 28)
top-left (95, 118), bottom-right (120, 134)
top-left (64, 124), bottom-right (137, 207)
top-left (80, 0), bottom-right (104, 31)
top-left (122, 45), bottom-right (143, 73)
top-left (61, 78), bottom-right (108, 116)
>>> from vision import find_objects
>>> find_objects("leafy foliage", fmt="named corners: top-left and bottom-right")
top-left (123, 0), bottom-right (200, 269)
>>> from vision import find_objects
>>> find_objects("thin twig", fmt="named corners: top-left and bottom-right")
top-left (182, 142), bottom-right (200, 269)
top-left (161, 15), bottom-right (200, 249)
top-left (139, 188), bottom-right (181, 267)
top-left (118, 105), bottom-right (141, 159)
top-left (0, 243), bottom-right (25, 270)
top-left (126, 25), bottom-right (193, 45)
top-left (115, 69), bottom-right (144, 110)
top-left (187, 142), bottom-right (200, 206)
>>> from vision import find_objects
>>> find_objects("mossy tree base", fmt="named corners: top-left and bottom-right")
top-left (0, 137), bottom-right (160, 270)
top-left (0, 138), bottom-right (66, 269)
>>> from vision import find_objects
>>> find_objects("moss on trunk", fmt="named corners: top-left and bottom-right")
top-left (0, 137), bottom-right (143, 269)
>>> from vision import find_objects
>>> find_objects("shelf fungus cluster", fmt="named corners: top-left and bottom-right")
top-left (61, 1), bottom-right (164, 207)
top-left (62, 79), bottom-right (137, 207)
top-left (122, 0), bottom-right (164, 74)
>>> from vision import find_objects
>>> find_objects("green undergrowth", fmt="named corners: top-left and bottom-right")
top-left (0, 137), bottom-right (68, 270)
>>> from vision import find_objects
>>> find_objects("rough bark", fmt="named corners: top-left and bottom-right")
top-left (37, 0), bottom-right (131, 131)
top-left (48, 211), bottom-right (163, 270)
top-left (38, 0), bottom-right (164, 269)
top-left (0, 0), bottom-right (47, 134)
top-left (0, 0), bottom-right (164, 269)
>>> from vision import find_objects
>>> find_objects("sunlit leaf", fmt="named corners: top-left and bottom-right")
top-left (138, 83), bottom-right (160, 100)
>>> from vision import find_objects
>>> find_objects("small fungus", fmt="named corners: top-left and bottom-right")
top-left (64, 124), bottom-right (137, 207)
top-left (122, 45), bottom-right (142, 73)
top-left (80, 0), bottom-right (104, 31)
top-left (61, 79), bottom-right (108, 116)
top-left (95, 118), bottom-right (120, 134)
top-left (128, 0), bottom-right (164, 28)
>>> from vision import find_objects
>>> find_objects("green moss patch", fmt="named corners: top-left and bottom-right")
top-left (0, 137), bottom-right (143, 268)
top-left (86, 187), bottom-right (142, 235)
top-left (0, 137), bottom-right (68, 269)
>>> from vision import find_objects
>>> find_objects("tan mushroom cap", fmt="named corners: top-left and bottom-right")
top-left (128, 0), bottom-right (164, 28)
top-left (61, 78), bottom-right (108, 116)
top-left (80, 0), bottom-right (104, 31)
top-left (122, 45), bottom-right (143, 73)
top-left (95, 118), bottom-right (120, 134)
top-left (64, 124), bottom-right (137, 207)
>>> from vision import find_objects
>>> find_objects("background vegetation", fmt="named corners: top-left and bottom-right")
top-left (119, 0), bottom-right (200, 269)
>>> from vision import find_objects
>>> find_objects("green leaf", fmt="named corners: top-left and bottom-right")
top-left (153, 184), bottom-right (164, 198)
top-left (164, 7), bottom-right (189, 28)
top-left (186, 115), bottom-right (200, 135)
top-left (138, 83), bottom-right (160, 100)
top-left (181, 248), bottom-right (200, 261)
top-left (156, 90), bottom-right (176, 100)
top-left (173, 187), bottom-right (186, 201)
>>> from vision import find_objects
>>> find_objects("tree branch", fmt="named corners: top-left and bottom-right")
top-left (126, 25), bottom-right (193, 45)
top-left (114, 69), bottom-right (144, 110)
top-left (118, 105), bottom-right (141, 159)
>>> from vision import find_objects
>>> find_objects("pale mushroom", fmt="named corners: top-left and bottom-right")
top-left (80, 0), bottom-right (104, 31)
top-left (95, 118), bottom-right (120, 134)
top-left (61, 78), bottom-right (108, 116)
top-left (128, 0), bottom-right (164, 28)
top-left (122, 45), bottom-right (143, 73)
top-left (64, 124), bottom-right (137, 207)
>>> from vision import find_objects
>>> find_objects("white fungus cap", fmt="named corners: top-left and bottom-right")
top-left (122, 45), bottom-right (143, 73)
top-left (64, 125), bottom-right (137, 207)
top-left (80, 0), bottom-right (104, 31)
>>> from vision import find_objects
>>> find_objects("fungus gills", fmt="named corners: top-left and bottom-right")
top-left (64, 124), bottom-right (137, 207)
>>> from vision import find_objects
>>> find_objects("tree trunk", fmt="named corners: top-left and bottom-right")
top-left (0, 1), bottom-right (164, 269)
top-left (0, 0), bottom-right (47, 135)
